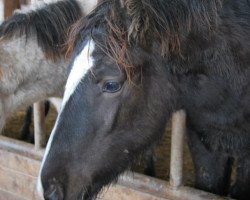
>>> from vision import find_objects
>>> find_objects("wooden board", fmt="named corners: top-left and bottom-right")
top-left (4, 0), bottom-right (20, 18)
top-left (0, 148), bottom-right (167, 200)
top-left (0, 188), bottom-right (28, 200)
top-left (0, 136), bottom-right (228, 200)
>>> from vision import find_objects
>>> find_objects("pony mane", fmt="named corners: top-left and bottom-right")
top-left (0, 0), bottom-right (83, 60)
top-left (67, 0), bottom-right (222, 78)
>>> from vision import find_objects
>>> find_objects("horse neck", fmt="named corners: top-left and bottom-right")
top-left (0, 34), bottom-right (69, 97)
top-left (0, 34), bottom-right (68, 74)
top-left (1, 35), bottom-right (40, 60)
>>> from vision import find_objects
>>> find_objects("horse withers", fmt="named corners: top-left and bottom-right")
top-left (39, 0), bottom-right (250, 200)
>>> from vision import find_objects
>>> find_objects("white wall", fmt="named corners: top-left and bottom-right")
top-left (0, 0), bottom-right (3, 22)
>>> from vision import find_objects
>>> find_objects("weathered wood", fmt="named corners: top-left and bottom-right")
top-left (4, 0), bottom-right (20, 18)
top-left (100, 185), bottom-right (168, 200)
top-left (0, 149), bottom-right (40, 177)
top-left (0, 136), bottom-right (230, 200)
top-left (19, 0), bottom-right (30, 5)
top-left (0, 148), bottom-right (41, 200)
top-left (118, 173), bottom-right (227, 200)
top-left (170, 110), bottom-right (186, 189)
top-left (0, 135), bottom-right (44, 160)
top-left (33, 102), bottom-right (46, 150)
top-left (0, 165), bottom-right (39, 199)
top-left (0, 188), bottom-right (27, 200)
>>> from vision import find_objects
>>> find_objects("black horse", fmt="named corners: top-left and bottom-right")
top-left (39, 0), bottom-right (250, 199)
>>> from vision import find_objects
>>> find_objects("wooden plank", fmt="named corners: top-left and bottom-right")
top-left (0, 135), bottom-right (43, 160)
top-left (170, 110), bottom-right (186, 188)
top-left (4, 0), bottom-right (20, 18)
top-left (34, 101), bottom-right (46, 150)
top-left (118, 173), bottom-right (226, 200)
top-left (0, 188), bottom-right (28, 200)
top-left (0, 150), bottom-right (40, 177)
top-left (0, 135), bottom-right (230, 200)
top-left (100, 184), bottom-right (168, 200)
top-left (0, 165), bottom-right (41, 200)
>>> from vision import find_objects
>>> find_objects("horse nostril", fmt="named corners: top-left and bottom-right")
top-left (44, 179), bottom-right (64, 200)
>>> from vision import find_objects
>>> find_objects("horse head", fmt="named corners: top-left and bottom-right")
top-left (38, 0), bottom-right (222, 199)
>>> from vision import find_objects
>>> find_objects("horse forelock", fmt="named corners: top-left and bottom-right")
top-left (0, 0), bottom-right (83, 61)
top-left (67, 0), bottom-right (223, 80)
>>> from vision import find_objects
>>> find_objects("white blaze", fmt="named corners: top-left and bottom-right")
top-left (62, 40), bottom-right (95, 108)
top-left (37, 40), bottom-right (95, 198)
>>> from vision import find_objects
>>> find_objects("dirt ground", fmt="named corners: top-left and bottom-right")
top-left (2, 105), bottom-right (195, 186)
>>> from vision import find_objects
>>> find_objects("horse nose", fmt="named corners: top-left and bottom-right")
top-left (44, 179), bottom-right (64, 200)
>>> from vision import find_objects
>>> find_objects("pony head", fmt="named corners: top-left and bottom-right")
top-left (38, 0), bottom-right (222, 199)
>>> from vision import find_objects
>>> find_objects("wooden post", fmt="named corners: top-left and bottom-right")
top-left (34, 102), bottom-right (46, 150)
top-left (169, 110), bottom-right (186, 189)
top-left (3, 0), bottom-right (30, 19)
top-left (19, 0), bottom-right (30, 5)
top-left (4, 0), bottom-right (20, 18)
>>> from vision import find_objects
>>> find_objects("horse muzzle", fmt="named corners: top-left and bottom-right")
top-left (44, 179), bottom-right (64, 200)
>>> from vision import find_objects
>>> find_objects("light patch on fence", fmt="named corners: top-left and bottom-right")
top-left (37, 40), bottom-right (95, 198)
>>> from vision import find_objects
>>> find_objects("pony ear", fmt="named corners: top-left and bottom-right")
top-left (122, 0), bottom-right (152, 46)
top-left (119, 0), bottom-right (125, 8)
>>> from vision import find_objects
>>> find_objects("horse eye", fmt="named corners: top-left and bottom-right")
top-left (103, 81), bottom-right (121, 93)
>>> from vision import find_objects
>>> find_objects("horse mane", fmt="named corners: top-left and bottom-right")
top-left (67, 0), bottom-right (222, 78)
top-left (0, 0), bottom-right (83, 60)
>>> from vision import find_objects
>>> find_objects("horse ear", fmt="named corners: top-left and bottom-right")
top-left (119, 0), bottom-right (125, 8)
top-left (122, 0), bottom-right (151, 46)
